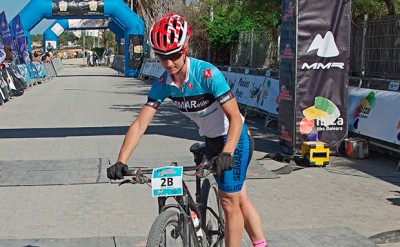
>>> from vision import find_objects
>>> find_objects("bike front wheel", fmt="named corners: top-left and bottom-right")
top-left (201, 175), bottom-right (225, 246)
top-left (146, 209), bottom-right (200, 247)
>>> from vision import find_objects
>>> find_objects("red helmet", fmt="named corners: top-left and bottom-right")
top-left (149, 13), bottom-right (191, 55)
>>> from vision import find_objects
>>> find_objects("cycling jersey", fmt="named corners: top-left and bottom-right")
top-left (145, 57), bottom-right (251, 193)
top-left (146, 57), bottom-right (244, 138)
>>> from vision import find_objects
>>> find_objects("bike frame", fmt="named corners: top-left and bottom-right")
top-left (117, 142), bottom-right (224, 246)
top-left (156, 168), bottom-right (204, 246)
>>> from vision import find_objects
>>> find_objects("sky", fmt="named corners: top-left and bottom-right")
top-left (0, 0), bottom-right (53, 34)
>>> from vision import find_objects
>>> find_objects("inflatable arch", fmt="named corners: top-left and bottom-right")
top-left (43, 18), bottom-right (124, 52)
top-left (10, 0), bottom-right (144, 77)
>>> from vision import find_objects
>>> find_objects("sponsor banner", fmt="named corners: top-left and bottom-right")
top-left (348, 87), bottom-right (400, 145)
top-left (26, 64), bottom-right (40, 79)
top-left (68, 19), bottom-right (109, 29)
top-left (11, 15), bottom-right (30, 64)
top-left (45, 40), bottom-right (57, 52)
top-left (35, 63), bottom-right (47, 78)
top-left (51, 23), bottom-right (65, 37)
top-left (0, 12), bottom-right (13, 46)
top-left (295, 0), bottom-right (351, 152)
top-left (141, 61), bottom-right (164, 78)
top-left (17, 64), bottom-right (32, 83)
top-left (278, 0), bottom-right (297, 154)
top-left (52, 0), bottom-right (104, 16)
top-left (222, 72), bottom-right (279, 115)
top-left (129, 35), bottom-right (143, 71)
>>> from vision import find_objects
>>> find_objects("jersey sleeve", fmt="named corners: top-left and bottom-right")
top-left (203, 66), bottom-right (234, 105)
top-left (145, 74), bottom-right (169, 110)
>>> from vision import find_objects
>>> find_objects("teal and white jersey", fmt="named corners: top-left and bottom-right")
top-left (146, 57), bottom-right (243, 138)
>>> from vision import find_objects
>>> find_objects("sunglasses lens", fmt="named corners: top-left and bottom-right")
top-left (159, 52), bottom-right (182, 61)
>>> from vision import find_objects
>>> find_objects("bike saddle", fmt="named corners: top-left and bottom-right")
top-left (189, 142), bottom-right (206, 155)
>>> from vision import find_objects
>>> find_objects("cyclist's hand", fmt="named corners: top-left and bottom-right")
top-left (210, 153), bottom-right (235, 179)
top-left (107, 162), bottom-right (129, 180)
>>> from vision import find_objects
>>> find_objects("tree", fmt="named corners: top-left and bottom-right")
top-left (352, 0), bottom-right (398, 19)
top-left (58, 31), bottom-right (79, 47)
top-left (30, 34), bottom-right (43, 43)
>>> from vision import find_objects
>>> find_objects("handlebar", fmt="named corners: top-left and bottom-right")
top-left (117, 162), bottom-right (214, 186)
top-left (126, 162), bottom-right (213, 176)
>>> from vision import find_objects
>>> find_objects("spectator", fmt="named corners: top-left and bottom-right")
top-left (46, 42), bottom-right (54, 53)
top-left (41, 52), bottom-right (51, 62)
top-left (4, 44), bottom-right (14, 63)
top-left (102, 46), bottom-right (112, 67)
top-left (32, 51), bottom-right (41, 63)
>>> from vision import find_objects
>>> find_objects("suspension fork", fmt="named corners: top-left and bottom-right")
top-left (157, 197), bottom-right (167, 214)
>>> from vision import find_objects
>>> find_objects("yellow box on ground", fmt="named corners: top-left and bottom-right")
top-left (301, 141), bottom-right (330, 166)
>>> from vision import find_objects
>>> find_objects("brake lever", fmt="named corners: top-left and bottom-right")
top-left (118, 179), bottom-right (134, 186)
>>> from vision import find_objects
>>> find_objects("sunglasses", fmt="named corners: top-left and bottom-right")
top-left (157, 52), bottom-right (183, 61)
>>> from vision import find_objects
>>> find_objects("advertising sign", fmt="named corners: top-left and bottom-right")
top-left (296, 0), bottom-right (351, 152)
top-left (278, 0), bottom-right (351, 154)
top-left (68, 19), bottom-right (109, 29)
top-left (224, 72), bottom-right (279, 115)
top-left (52, 0), bottom-right (104, 16)
top-left (348, 87), bottom-right (400, 145)
top-left (278, 0), bottom-right (297, 154)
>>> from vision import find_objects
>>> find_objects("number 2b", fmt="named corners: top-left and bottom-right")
top-left (161, 178), bottom-right (174, 186)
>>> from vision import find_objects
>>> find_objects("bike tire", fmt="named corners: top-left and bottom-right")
top-left (200, 174), bottom-right (224, 247)
top-left (146, 209), bottom-right (200, 247)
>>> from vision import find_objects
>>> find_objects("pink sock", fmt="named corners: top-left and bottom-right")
top-left (252, 239), bottom-right (268, 247)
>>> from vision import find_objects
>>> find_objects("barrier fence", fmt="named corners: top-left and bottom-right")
top-left (0, 58), bottom-right (63, 106)
top-left (139, 60), bottom-right (400, 151)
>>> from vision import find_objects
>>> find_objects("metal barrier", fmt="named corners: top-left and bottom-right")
top-left (111, 55), bottom-right (125, 74)
top-left (51, 58), bottom-right (64, 76)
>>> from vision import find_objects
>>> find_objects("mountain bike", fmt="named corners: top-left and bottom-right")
top-left (114, 142), bottom-right (225, 247)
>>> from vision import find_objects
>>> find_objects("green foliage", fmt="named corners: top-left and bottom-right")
top-left (30, 34), bottom-right (43, 43)
top-left (197, 0), bottom-right (397, 49)
top-left (200, 0), bottom-right (281, 48)
top-left (350, 0), bottom-right (399, 20)
top-left (58, 31), bottom-right (79, 46)
top-left (92, 47), bottom-right (104, 56)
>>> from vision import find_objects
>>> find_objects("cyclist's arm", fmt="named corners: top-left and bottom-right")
top-left (117, 105), bottom-right (157, 163)
top-left (220, 98), bottom-right (243, 155)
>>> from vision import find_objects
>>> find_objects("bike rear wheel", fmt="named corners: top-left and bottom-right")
top-left (200, 175), bottom-right (224, 246)
top-left (146, 209), bottom-right (200, 247)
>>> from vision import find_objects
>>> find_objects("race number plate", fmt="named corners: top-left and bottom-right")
top-left (152, 166), bottom-right (183, 197)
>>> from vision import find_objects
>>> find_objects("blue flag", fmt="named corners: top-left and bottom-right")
top-left (11, 15), bottom-right (30, 64)
top-left (0, 11), bottom-right (13, 47)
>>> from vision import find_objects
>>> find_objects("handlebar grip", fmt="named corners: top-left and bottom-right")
top-left (126, 170), bottom-right (136, 176)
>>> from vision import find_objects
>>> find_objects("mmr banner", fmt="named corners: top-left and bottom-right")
top-left (52, 0), bottom-right (104, 16)
top-left (279, 0), bottom-right (351, 154)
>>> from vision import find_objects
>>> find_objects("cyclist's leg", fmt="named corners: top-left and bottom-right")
top-left (240, 133), bottom-right (267, 245)
top-left (240, 182), bottom-right (266, 243)
top-left (206, 123), bottom-right (256, 246)
top-left (219, 190), bottom-right (243, 247)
